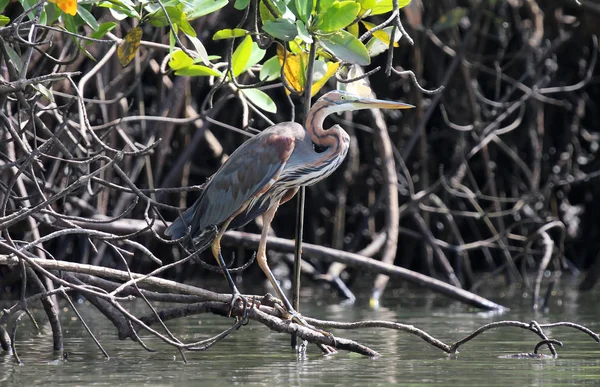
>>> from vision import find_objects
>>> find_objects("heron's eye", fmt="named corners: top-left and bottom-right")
top-left (313, 143), bottom-right (328, 153)
top-left (340, 95), bottom-right (346, 100)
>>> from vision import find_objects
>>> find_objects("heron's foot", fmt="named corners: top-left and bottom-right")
top-left (287, 310), bottom-right (337, 355)
top-left (283, 307), bottom-right (336, 342)
top-left (228, 291), bottom-right (249, 321)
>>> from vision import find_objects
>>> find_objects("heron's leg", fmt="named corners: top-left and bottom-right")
top-left (255, 204), bottom-right (296, 311)
top-left (211, 219), bottom-right (248, 318)
top-left (257, 204), bottom-right (336, 355)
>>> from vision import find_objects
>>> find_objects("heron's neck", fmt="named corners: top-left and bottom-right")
top-left (305, 99), bottom-right (337, 146)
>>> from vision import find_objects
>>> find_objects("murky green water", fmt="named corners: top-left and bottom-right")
top-left (1, 283), bottom-right (599, 386)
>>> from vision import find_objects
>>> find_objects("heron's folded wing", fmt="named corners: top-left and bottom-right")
top-left (183, 130), bottom-right (296, 234)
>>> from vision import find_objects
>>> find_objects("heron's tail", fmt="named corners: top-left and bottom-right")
top-left (165, 201), bottom-right (200, 239)
top-left (189, 225), bottom-right (218, 252)
top-left (165, 202), bottom-right (217, 251)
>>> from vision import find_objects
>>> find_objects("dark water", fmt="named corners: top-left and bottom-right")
top-left (1, 283), bottom-right (599, 386)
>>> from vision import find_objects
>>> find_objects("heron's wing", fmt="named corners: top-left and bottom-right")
top-left (166, 126), bottom-right (298, 238)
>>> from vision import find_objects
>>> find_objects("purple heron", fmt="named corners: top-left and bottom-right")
top-left (165, 90), bottom-right (413, 319)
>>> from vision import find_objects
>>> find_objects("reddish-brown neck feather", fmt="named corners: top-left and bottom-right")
top-left (305, 98), bottom-right (339, 148)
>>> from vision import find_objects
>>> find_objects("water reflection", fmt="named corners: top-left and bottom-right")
top-left (0, 285), bottom-right (599, 386)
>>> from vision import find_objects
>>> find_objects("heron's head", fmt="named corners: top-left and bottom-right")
top-left (318, 90), bottom-right (414, 115)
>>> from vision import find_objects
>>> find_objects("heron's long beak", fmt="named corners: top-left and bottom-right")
top-left (353, 98), bottom-right (414, 110)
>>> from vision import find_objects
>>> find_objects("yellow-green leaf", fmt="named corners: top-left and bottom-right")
top-left (370, 0), bottom-right (410, 16)
top-left (317, 0), bottom-right (336, 13)
top-left (175, 65), bottom-right (223, 77)
top-left (314, 0), bottom-right (360, 32)
top-left (213, 28), bottom-right (249, 40)
top-left (180, 18), bottom-right (197, 37)
top-left (362, 20), bottom-right (398, 47)
top-left (259, 0), bottom-right (277, 23)
top-left (169, 50), bottom-right (194, 71)
top-left (357, 0), bottom-right (376, 13)
top-left (347, 22), bottom-right (359, 38)
top-left (232, 35), bottom-right (253, 77)
top-left (0, 15), bottom-right (9, 27)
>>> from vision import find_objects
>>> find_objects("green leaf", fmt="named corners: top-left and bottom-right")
top-left (170, 28), bottom-right (176, 51)
top-left (149, 5), bottom-right (183, 28)
top-left (234, 0), bottom-right (250, 9)
top-left (247, 43), bottom-right (266, 70)
top-left (4, 45), bottom-right (23, 71)
top-left (213, 28), bottom-right (249, 40)
top-left (369, 0), bottom-right (410, 16)
top-left (432, 7), bottom-right (467, 32)
top-left (32, 83), bottom-right (54, 102)
top-left (39, 8), bottom-right (47, 25)
top-left (169, 50), bottom-right (194, 70)
top-left (187, 35), bottom-right (210, 65)
top-left (270, 0), bottom-right (288, 16)
top-left (259, 56), bottom-right (281, 81)
top-left (77, 5), bottom-right (99, 31)
top-left (263, 18), bottom-right (298, 41)
top-left (0, 15), bottom-right (9, 26)
top-left (115, 0), bottom-right (137, 12)
top-left (186, 0), bottom-right (228, 19)
top-left (319, 30), bottom-right (370, 65)
top-left (99, 0), bottom-right (140, 19)
top-left (21, 0), bottom-right (39, 21)
top-left (107, 7), bottom-right (129, 20)
top-left (91, 22), bottom-right (117, 39)
top-left (314, 1), bottom-right (360, 32)
top-left (175, 65), bottom-right (223, 77)
top-left (241, 88), bottom-right (277, 113)
top-left (295, 0), bottom-right (312, 23)
top-left (296, 20), bottom-right (312, 43)
top-left (232, 35), bottom-right (253, 77)
top-left (44, 3), bottom-right (60, 25)
top-left (64, 13), bottom-right (78, 34)
top-left (0, 0), bottom-right (10, 13)
top-left (281, 6), bottom-right (297, 21)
